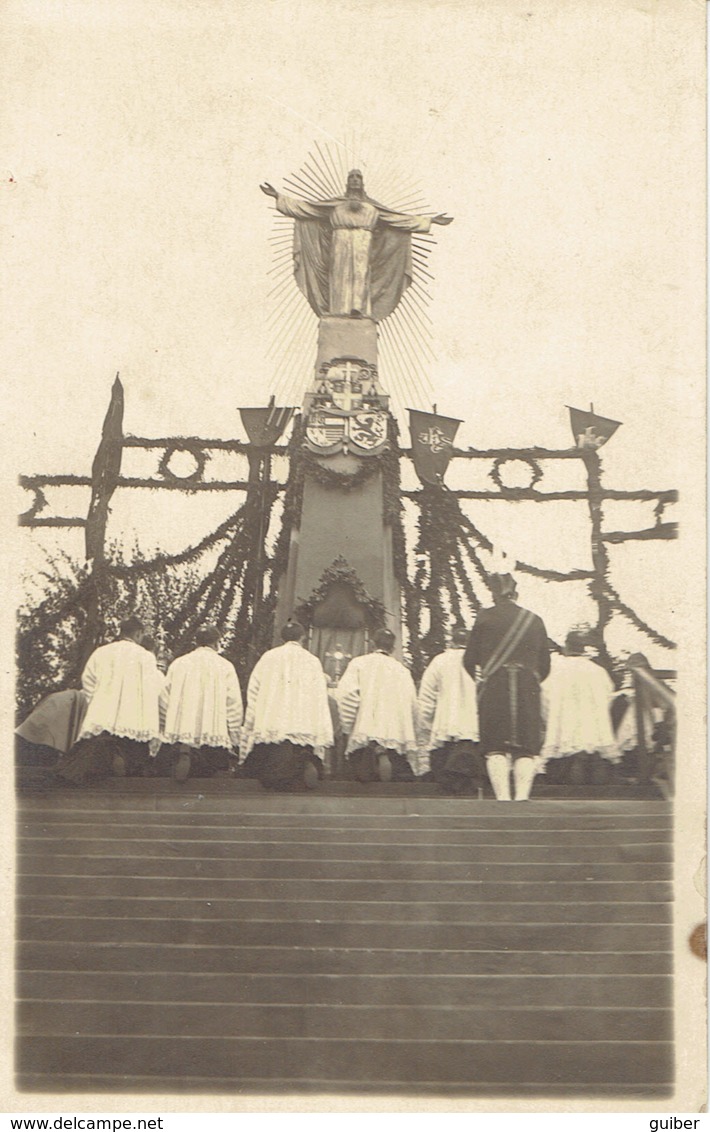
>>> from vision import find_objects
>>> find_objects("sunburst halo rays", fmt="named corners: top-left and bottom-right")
top-left (265, 141), bottom-right (443, 407)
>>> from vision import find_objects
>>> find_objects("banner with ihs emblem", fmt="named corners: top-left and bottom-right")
top-left (408, 408), bottom-right (462, 484)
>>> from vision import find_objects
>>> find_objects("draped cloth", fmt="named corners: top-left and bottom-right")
top-left (336, 652), bottom-right (421, 765)
top-left (541, 654), bottom-right (620, 763)
top-left (16, 689), bottom-right (88, 754)
top-left (240, 641), bottom-right (334, 759)
top-left (615, 666), bottom-right (675, 753)
top-left (275, 193), bottom-right (431, 321)
top-left (161, 647), bottom-right (243, 751)
top-left (78, 639), bottom-right (162, 743)
top-left (417, 648), bottom-right (479, 753)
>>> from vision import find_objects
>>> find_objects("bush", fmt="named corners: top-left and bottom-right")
top-left (16, 547), bottom-right (206, 722)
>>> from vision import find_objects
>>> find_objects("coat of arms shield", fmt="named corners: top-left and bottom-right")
top-left (305, 411), bottom-right (348, 452)
top-left (349, 411), bottom-right (388, 452)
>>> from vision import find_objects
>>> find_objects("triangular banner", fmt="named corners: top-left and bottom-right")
top-left (568, 405), bottom-right (622, 450)
top-left (240, 404), bottom-right (295, 447)
top-left (408, 409), bottom-right (462, 485)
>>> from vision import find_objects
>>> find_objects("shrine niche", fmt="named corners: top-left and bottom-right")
top-left (294, 556), bottom-right (386, 684)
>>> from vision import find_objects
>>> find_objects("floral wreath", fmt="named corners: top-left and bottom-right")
top-left (489, 456), bottom-right (543, 493)
top-left (158, 442), bottom-right (209, 484)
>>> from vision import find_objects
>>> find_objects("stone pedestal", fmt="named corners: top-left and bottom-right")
top-left (274, 315), bottom-right (402, 669)
top-left (316, 316), bottom-right (378, 368)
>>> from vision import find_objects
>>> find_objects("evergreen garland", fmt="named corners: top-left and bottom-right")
top-left (294, 556), bottom-right (386, 629)
top-left (451, 545), bottom-right (482, 615)
top-left (415, 486), bottom-right (448, 660)
top-left (108, 503), bottom-right (250, 577)
top-left (383, 417), bottom-right (425, 678)
top-left (157, 442), bottom-right (210, 484)
top-left (18, 416), bottom-right (678, 717)
top-left (300, 446), bottom-right (383, 492)
top-left (489, 456), bottom-right (543, 492)
top-left (403, 472), bottom-right (675, 666)
top-left (604, 582), bottom-right (676, 650)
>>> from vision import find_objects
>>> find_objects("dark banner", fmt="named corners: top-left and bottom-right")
top-left (408, 409), bottom-right (462, 485)
top-left (240, 404), bottom-right (295, 447)
top-left (568, 405), bottom-right (621, 450)
top-left (85, 375), bottom-right (124, 561)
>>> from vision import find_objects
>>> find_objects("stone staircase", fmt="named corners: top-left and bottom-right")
top-left (16, 783), bottom-right (673, 1097)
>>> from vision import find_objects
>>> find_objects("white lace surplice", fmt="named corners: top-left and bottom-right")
top-left (417, 648), bottom-right (479, 756)
top-left (336, 652), bottom-right (420, 763)
top-left (79, 640), bottom-right (163, 743)
top-left (240, 642), bottom-right (334, 759)
top-left (161, 647), bottom-right (243, 749)
top-left (541, 654), bottom-right (620, 762)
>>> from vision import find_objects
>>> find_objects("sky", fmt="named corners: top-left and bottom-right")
top-left (4, 0), bottom-right (705, 666)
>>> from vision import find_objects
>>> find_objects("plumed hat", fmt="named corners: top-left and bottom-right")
top-left (489, 573), bottom-right (517, 601)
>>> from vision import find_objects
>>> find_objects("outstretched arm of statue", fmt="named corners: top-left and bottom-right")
top-left (379, 208), bottom-right (453, 233)
top-left (261, 183), bottom-right (325, 221)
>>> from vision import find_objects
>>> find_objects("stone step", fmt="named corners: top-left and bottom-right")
top-left (321, 783), bottom-right (661, 801)
top-left (17, 820), bottom-right (673, 842)
top-left (18, 970), bottom-right (672, 1008)
top-left (18, 873), bottom-right (673, 903)
top-left (20, 774), bottom-right (661, 799)
top-left (17, 817), bottom-right (672, 838)
top-left (17, 835), bottom-right (672, 863)
top-left (17, 853), bottom-right (671, 883)
top-left (17, 794), bottom-right (672, 819)
top-left (18, 820), bottom-right (672, 844)
top-left (18, 895), bottom-right (673, 924)
top-left (16, 1035), bottom-right (674, 1087)
top-left (14, 1074), bottom-right (673, 1098)
top-left (17, 790), bottom-right (674, 1096)
top-left (18, 941), bottom-right (671, 977)
top-left (20, 868), bottom-right (674, 904)
top-left (17, 1000), bottom-right (672, 1042)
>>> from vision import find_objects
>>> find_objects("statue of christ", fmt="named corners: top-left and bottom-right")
top-left (261, 169), bottom-right (453, 321)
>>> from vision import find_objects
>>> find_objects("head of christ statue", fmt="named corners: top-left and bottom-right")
top-left (345, 169), bottom-right (365, 198)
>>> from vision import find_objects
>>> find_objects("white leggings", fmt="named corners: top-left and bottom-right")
top-left (486, 752), bottom-right (538, 801)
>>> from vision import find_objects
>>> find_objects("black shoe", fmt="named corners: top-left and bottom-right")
top-left (173, 751), bottom-right (191, 782)
top-left (303, 762), bottom-right (319, 790)
top-left (377, 753), bottom-right (393, 783)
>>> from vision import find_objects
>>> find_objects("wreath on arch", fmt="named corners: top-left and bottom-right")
top-left (158, 442), bottom-right (209, 484)
top-left (489, 456), bottom-right (543, 493)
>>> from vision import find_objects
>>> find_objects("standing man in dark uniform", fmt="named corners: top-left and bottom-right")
top-left (464, 574), bottom-right (550, 802)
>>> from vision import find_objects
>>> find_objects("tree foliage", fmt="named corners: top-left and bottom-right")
top-left (16, 546), bottom-right (204, 721)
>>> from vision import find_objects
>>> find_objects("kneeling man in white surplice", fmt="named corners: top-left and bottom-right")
top-left (417, 626), bottom-right (485, 795)
top-left (55, 616), bottom-right (162, 785)
top-left (541, 630), bottom-right (620, 785)
top-left (336, 628), bottom-right (420, 783)
top-left (160, 625), bottom-right (243, 782)
top-left (239, 621), bottom-right (333, 791)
